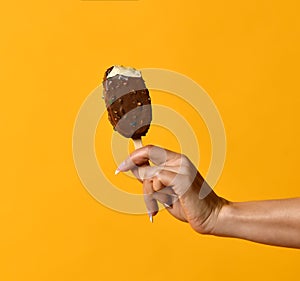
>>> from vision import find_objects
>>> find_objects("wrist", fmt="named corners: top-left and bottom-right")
top-left (197, 196), bottom-right (231, 235)
top-left (208, 199), bottom-right (234, 236)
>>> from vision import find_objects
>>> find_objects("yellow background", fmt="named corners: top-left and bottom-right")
top-left (1, 0), bottom-right (300, 280)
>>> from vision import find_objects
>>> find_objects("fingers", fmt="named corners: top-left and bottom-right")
top-left (131, 168), bottom-right (142, 183)
top-left (143, 178), bottom-right (181, 222)
top-left (152, 168), bottom-right (195, 197)
top-left (115, 145), bottom-right (180, 173)
top-left (143, 179), bottom-right (158, 222)
top-left (130, 165), bottom-right (179, 188)
top-left (153, 170), bottom-right (178, 190)
top-left (133, 167), bottom-right (181, 195)
top-left (130, 165), bottom-right (161, 182)
top-left (152, 187), bottom-right (179, 207)
top-left (114, 145), bottom-right (199, 223)
top-left (149, 171), bottom-right (180, 208)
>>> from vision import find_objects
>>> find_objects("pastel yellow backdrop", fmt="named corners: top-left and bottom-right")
top-left (1, 0), bottom-right (300, 280)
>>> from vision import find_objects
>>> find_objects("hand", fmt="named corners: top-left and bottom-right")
top-left (115, 145), bottom-right (229, 234)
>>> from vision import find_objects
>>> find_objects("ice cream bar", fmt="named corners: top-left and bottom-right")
top-left (102, 66), bottom-right (152, 140)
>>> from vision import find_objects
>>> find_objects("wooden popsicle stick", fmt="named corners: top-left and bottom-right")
top-left (132, 138), bottom-right (146, 180)
top-left (133, 138), bottom-right (143, 149)
top-left (132, 138), bottom-right (152, 222)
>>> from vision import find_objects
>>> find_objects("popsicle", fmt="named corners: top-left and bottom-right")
top-left (102, 66), bottom-right (176, 222)
top-left (102, 65), bottom-right (152, 149)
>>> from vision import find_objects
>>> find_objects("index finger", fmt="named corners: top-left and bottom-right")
top-left (115, 145), bottom-right (180, 173)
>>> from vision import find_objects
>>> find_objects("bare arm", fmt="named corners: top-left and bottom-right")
top-left (212, 198), bottom-right (300, 248)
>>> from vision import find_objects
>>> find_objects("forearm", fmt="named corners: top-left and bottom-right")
top-left (211, 198), bottom-right (300, 248)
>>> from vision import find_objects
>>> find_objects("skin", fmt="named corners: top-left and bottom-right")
top-left (116, 145), bottom-right (300, 249)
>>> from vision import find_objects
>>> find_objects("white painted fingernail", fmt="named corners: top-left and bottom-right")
top-left (115, 161), bottom-right (126, 175)
top-left (163, 203), bottom-right (171, 208)
top-left (148, 212), bottom-right (153, 223)
top-left (115, 161), bottom-right (126, 174)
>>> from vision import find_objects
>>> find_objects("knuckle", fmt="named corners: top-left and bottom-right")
top-left (181, 154), bottom-right (190, 164)
top-left (145, 144), bottom-right (154, 152)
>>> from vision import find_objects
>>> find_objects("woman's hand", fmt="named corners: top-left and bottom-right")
top-left (115, 145), bottom-right (228, 234)
top-left (115, 145), bottom-right (300, 248)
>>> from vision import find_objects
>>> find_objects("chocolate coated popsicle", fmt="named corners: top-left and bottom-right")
top-left (102, 65), bottom-right (152, 140)
top-left (103, 66), bottom-right (160, 223)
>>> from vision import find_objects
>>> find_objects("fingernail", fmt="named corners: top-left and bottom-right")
top-left (148, 212), bottom-right (153, 223)
top-left (115, 161), bottom-right (126, 175)
top-left (163, 203), bottom-right (172, 208)
top-left (115, 161), bottom-right (125, 175)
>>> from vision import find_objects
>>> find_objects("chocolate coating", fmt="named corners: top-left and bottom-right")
top-left (102, 67), bottom-right (152, 139)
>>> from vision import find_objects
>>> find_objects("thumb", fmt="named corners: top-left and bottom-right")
top-left (115, 145), bottom-right (179, 174)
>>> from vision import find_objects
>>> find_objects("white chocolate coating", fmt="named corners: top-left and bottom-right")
top-left (106, 65), bottom-right (142, 79)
